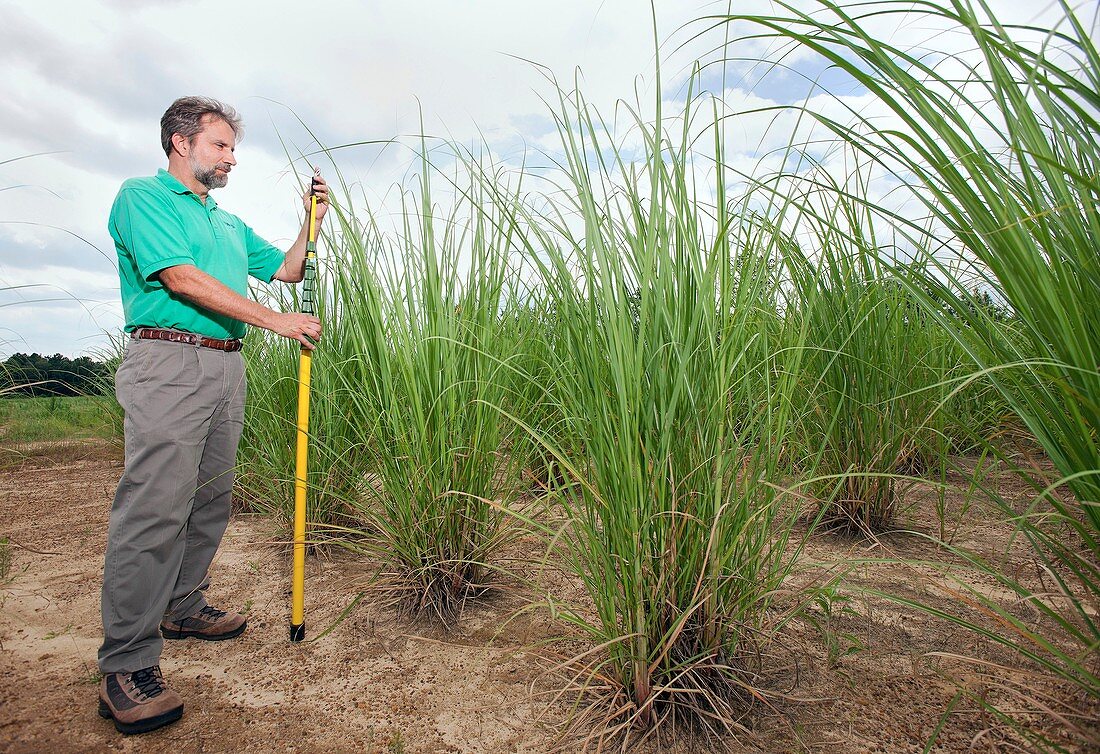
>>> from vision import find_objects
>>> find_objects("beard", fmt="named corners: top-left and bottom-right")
top-left (190, 157), bottom-right (230, 190)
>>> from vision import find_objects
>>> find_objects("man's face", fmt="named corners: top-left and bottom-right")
top-left (185, 116), bottom-right (237, 190)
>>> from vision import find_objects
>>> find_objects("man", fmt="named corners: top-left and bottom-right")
top-left (98, 96), bottom-right (327, 735)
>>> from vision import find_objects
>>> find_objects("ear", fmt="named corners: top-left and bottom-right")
top-left (171, 132), bottom-right (190, 157)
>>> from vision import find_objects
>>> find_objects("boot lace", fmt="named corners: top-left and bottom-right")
top-left (198, 605), bottom-right (227, 621)
top-left (129, 666), bottom-right (166, 699)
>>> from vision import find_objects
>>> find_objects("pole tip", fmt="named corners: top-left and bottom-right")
top-left (290, 623), bottom-right (305, 642)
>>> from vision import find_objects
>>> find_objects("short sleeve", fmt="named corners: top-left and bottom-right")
top-left (111, 189), bottom-right (194, 282)
top-left (242, 223), bottom-right (286, 282)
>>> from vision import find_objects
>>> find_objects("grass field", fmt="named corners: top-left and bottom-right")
top-left (229, 1), bottom-right (1098, 748)
top-left (0, 395), bottom-right (118, 444)
top-left (4, 1), bottom-right (1096, 751)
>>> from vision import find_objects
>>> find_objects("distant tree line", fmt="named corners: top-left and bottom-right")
top-left (1, 352), bottom-right (112, 397)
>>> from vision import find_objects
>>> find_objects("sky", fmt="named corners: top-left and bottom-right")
top-left (0, 0), bottom-right (1090, 358)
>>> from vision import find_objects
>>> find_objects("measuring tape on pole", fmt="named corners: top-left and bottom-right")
top-left (290, 175), bottom-right (320, 642)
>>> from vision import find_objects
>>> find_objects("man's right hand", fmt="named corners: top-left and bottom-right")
top-left (270, 312), bottom-right (322, 350)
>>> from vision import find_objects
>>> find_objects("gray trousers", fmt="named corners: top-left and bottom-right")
top-left (99, 337), bottom-right (246, 673)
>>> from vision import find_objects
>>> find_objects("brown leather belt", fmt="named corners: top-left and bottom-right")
top-left (130, 327), bottom-right (243, 352)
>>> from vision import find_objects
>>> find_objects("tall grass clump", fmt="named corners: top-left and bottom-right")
top-left (775, 179), bottom-right (953, 533)
top-left (330, 147), bottom-right (528, 624)
top-left (703, 0), bottom-right (1099, 745)
top-left (501, 74), bottom-right (807, 747)
top-left (238, 244), bottom-right (370, 534)
top-left (497, 296), bottom-right (575, 494)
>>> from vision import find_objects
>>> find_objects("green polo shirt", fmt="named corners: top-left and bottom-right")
top-left (109, 169), bottom-right (286, 340)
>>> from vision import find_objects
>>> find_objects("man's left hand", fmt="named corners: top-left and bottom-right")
top-left (304, 171), bottom-right (330, 222)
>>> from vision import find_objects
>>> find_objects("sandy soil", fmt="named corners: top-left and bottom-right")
top-left (0, 441), bottom-right (1094, 753)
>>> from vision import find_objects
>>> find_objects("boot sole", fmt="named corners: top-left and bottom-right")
top-left (98, 698), bottom-right (183, 735)
top-left (160, 621), bottom-right (247, 641)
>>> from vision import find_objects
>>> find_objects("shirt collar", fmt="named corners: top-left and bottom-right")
top-left (155, 169), bottom-right (218, 209)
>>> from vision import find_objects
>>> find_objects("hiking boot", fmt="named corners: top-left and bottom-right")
top-left (98, 665), bottom-right (183, 735)
top-left (160, 605), bottom-right (247, 641)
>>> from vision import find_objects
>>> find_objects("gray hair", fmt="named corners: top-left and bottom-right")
top-left (160, 96), bottom-right (243, 157)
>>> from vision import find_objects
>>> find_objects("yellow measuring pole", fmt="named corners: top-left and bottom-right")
top-left (290, 188), bottom-right (319, 643)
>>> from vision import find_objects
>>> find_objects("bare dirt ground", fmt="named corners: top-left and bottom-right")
top-left (0, 441), bottom-right (1094, 753)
